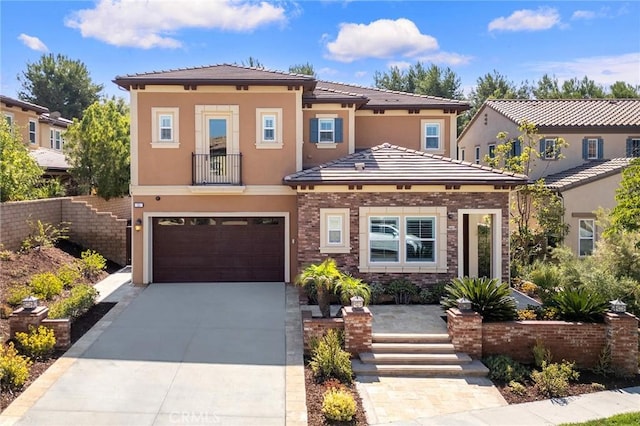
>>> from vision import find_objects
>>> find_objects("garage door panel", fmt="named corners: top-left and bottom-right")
top-left (152, 217), bottom-right (284, 283)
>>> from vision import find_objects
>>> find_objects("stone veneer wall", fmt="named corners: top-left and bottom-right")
top-left (301, 307), bottom-right (373, 356)
top-left (297, 191), bottom-right (510, 287)
top-left (0, 196), bottom-right (129, 265)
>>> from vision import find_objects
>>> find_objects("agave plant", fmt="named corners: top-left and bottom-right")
top-left (295, 258), bottom-right (342, 318)
top-left (334, 274), bottom-right (371, 306)
top-left (441, 276), bottom-right (517, 322)
top-left (552, 287), bottom-right (608, 322)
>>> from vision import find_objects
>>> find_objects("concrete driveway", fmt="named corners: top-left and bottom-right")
top-left (6, 282), bottom-right (301, 426)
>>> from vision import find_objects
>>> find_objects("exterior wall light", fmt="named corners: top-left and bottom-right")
top-left (457, 297), bottom-right (472, 312)
top-left (22, 295), bottom-right (39, 310)
top-left (609, 299), bottom-right (626, 313)
top-left (134, 218), bottom-right (143, 232)
top-left (350, 296), bottom-right (364, 310)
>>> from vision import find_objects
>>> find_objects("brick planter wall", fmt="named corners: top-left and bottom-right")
top-left (342, 306), bottom-right (373, 356)
top-left (301, 310), bottom-right (344, 355)
top-left (297, 191), bottom-right (509, 287)
top-left (447, 309), bottom-right (640, 375)
top-left (41, 318), bottom-right (71, 350)
top-left (9, 307), bottom-right (72, 350)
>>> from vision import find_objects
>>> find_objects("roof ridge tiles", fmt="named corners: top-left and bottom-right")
top-left (119, 63), bottom-right (315, 79)
top-left (316, 80), bottom-right (468, 104)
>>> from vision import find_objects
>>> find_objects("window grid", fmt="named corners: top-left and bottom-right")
top-left (369, 216), bottom-right (436, 264)
top-left (631, 139), bottom-right (640, 157)
top-left (318, 118), bottom-right (335, 143)
top-left (29, 120), bottom-right (37, 144)
top-left (327, 215), bottom-right (343, 245)
top-left (159, 115), bottom-right (173, 141)
top-left (424, 123), bottom-right (440, 149)
top-left (578, 219), bottom-right (595, 257)
top-left (262, 115), bottom-right (276, 141)
top-left (50, 129), bottom-right (62, 150)
top-left (543, 138), bottom-right (557, 159)
top-left (488, 144), bottom-right (496, 159)
top-left (587, 138), bottom-right (598, 159)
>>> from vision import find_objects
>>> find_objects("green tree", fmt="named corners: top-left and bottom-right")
top-left (17, 54), bottom-right (103, 119)
top-left (560, 76), bottom-right (606, 99)
top-left (608, 81), bottom-right (640, 98)
top-left (486, 121), bottom-right (568, 272)
top-left (373, 66), bottom-right (407, 92)
top-left (531, 74), bottom-right (562, 99)
top-left (0, 121), bottom-right (44, 201)
top-left (289, 62), bottom-right (316, 77)
top-left (240, 57), bottom-right (264, 69)
top-left (608, 158), bottom-right (640, 236)
top-left (374, 62), bottom-right (463, 99)
top-left (63, 100), bottom-right (130, 200)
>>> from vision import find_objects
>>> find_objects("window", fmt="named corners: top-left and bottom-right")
top-left (310, 117), bottom-right (343, 146)
top-left (3, 113), bottom-right (13, 127)
top-left (406, 217), bottom-right (435, 262)
top-left (474, 146), bottom-right (480, 164)
top-left (50, 129), bottom-right (62, 150)
top-left (582, 137), bottom-right (603, 160)
top-left (578, 219), bottom-right (595, 257)
top-left (509, 140), bottom-right (522, 158)
top-left (255, 108), bottom-right (283, 149)
top-left (28, 120), bottom-right (37, 144)
top-left (488, 144), bottom-right (496, 159)
top-left (151, 107), bottom-right (179, 148)
top-left (369, 216), bottom-right (436, 263)
top-left (424, 123), bottom-right (440, 150)
top-left (626, 137), bottom-right (640, 157)
top-left (370, 217), bottom-right (400, 262)
top-left (460, 148), bottom-right (465, 161)
top-left (541, 138), bottom-right (559, 160)
top-left (320, 208), bottom-right (350, 253)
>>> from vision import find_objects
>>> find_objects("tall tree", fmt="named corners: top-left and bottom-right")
top-left (609, 81), bottom-right (640, 98)
top-left (374, 62), bottom-right (463, 99)
top-left (63, 100), bottom-right (130, 200)
top-left (0, 121), bottom-right (44, 202)
top-left (18, 54), bottom-right (103, 119)
top-left (240, 57), bottom-right (264, 69)
top-left (560, 76), bottom-right (606, 99)
top-left (373, 66), bottom-right (408, 92)
top-left (532, 74), bottom-right (562, 99)
top-left (608, 158), bottom-right (640, 236)
top-left (289, 62), bottom-right (316, 77)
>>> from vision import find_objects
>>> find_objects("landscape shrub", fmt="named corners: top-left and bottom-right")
top-left (30, 272), bottom-right (64, 300)
top-left (333, 274), bottom-right (371, 305)
top-left (441, 277), bottom-right (517, 322)
top-left (47, 284), bottom-right (98, 320)
top-left (419, 281), bottom-right (447, 304)
top-left (57, 263), bottom-right (82, 288)
top-left (309, 329), bottom-right (353, 384)
top-left (517, 309), bottom-right (537, 320)
top-left (531, 360), bottom-right (579, 398)
top-left (0, 343), bottom-right (31, 390)
top-left (78, 250), bottom-right (106, 280)
top-left (5, 285), bottom-right (32, 307)
top-left (369, 282), bottom-right (386, 304)
top-left (527, 262), bottom-right (563, 305)
top-left (482, 355), bottom-right (529, 383)
top-left (0, 304), bottom-right (13, 319)
top-left (15, 326), bottom-right (56, 360)
top-left (21, 220), bottom-right (69, 251)
top-left (0, 249), bottom-right (13, 261)
top-left (591, 344), bottom-right (614, 378)
top-left (387, 278), bottom-right (419, 304)
top-left (553, 287), bottom-right (608, 323)
top-left (532, 340), bottom-right (553, 368)
top-left (520, 281), bottom-right (538, 297)
top-left (322, 388), bottom-right (356, 422)
top-left (508, 380), bottom-right (527, 396)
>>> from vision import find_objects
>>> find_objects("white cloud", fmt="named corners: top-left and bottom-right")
top-left (65, 0), bottom-right (287, 49)
top-left (488, 8), bottom-right (560, 32)
top-left (354, 71), bottom-right (367, 78)
top-left (417, 51), bottom-right (473, 66)
top-left (318, 67), bottom-right (339, 77)
top-left (531, 53), bottom-right (640, 86)
top-left (18, 34), bottom-right (48, 52)
top-left (387, 61), bottom-right (412, 70)
top-left (571, 10), bottom-right (596, 20)
top-left (325, 18), bottom-right (438, 62)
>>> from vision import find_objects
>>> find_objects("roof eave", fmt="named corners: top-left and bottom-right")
top-left (360, 103), bottom-right (470, 112)
top-left (113, 77), bottom-right (316, 91)
top-left (283, 179), bottom-right (524, 187)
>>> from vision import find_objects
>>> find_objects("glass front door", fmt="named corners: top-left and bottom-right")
top-left (208, 118), bottom-right (227, 177)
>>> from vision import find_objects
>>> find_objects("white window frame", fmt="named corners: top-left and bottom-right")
top-left (28, 119), bottom-right (37, 145)
top-left (50, 128), bottom-right (62, 150)
top-left (578, 219), bottom-right (595, 257)
top-left (421, 119), bottom-right (444, 152)
top-left (460, 148), bottom-right (465, 161)
top-left (159, 114), bottom-right (173, 141)
top-left (630, 138), bottom-right (640, 157)
top-left (3, 113), bottom-right (14, 127)
top-left (320, 208), bottom-right (350, 253)
top-left (255, 108), bottom-right (283, 149)
top-left (359, 206), bottom-right (447, 273)
top-left (542, 138), bottom-right (558, 160)
top-left (318, 118), bottom-right (335, 143)
top-left (586, 138), bottom-right (598, 159)
top-left (474, 146), bottom-right (481, 164)
top-left (488, 144), bottom-right (496, 159)
top-left (151, 107), bottom-right (179, 148)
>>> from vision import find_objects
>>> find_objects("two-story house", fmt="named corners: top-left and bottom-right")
top-left (1, 95), bottom-right (72, 181)
top-left (114, 64), bottom-right (527, 286)
top-left (457, 99), bottom-right (640, 256)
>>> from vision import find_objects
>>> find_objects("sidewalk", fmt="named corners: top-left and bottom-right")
top-left (383, 386), bottom-right (640, 426)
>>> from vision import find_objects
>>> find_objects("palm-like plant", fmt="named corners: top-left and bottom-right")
top-left (553, 287), bottom-right (608, 322)
top-left (334, 274), bottom-right (371, 306)
top-left (296, 258), bottom-right (342, 318)
top-left (441, 276), bottom-right (517, 322)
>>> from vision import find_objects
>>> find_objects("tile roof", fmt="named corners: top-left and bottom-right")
top-left (284, 143), bottom-right (527, 186)
top-left (302, 86), bottom-right (369, 105)
top-left (485, 99), bottom-right (640, 128)
top-left (1, 95), bottom-right (49, 114)
top-left (316, 81), bottom-right (470, 111)
top-left (113, 64), bottom-right (316, 89)
top-left (29, 148), bottom-right (70, 171)
top-left (545, 158), bottom-right (631, 191)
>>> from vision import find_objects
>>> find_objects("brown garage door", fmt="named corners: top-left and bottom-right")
top-left (152, 217), bottom-right (284, 283)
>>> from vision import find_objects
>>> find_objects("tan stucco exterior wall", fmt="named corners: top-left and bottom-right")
top-left (560, 173), bottom-right (622, 256)
top-left (1, 102), bottom-right (40, 148)
top-left (302, 107), bottom-right (351, 168)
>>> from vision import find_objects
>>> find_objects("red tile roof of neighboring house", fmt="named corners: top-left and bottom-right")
top-left (544, 158), bottom-right (631, 191)
top-left (284, 143), bottom-right (527, 186)
top-left (1, 95), bottom-right (49, 114)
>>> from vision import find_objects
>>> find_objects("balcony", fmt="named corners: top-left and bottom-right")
top-left (192, 153), bottom-right (242, 186)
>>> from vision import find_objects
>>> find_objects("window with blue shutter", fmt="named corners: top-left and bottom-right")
top-left (334, 118), bottom-right (343, 143)
top-left (310, 118), bottom-right (343, 143)
top-left (310, 118), bottom-right (319, 143)
top-left (583, 137), bottom-right (603, 160)
top-left (541, 138), bottom-right (559, 160)
top-left (597, 138), bottom-right (604, 159)
top-left (627, 137), bottom-right (640, 157)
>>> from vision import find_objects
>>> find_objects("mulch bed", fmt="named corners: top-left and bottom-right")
top-left (495, 369), bottom-right (640, 404)
top-left (305, 366), bottom-right (367, 426)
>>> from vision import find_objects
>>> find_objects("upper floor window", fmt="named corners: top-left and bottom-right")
top-left (263, 115), bottom-right (276, 141)
top-left (310, 117), bottom-right (343, 146)
top-left (151, 107), bottom-right (179, 148)
top-left (3, 113), bottom-right (13, 127)
top-left (29, 120), bottom-right (37, 144)
top-left (509, 140), bottom-right (522, 158)
top-left (583, 137), bottom-right (603, 160)
top-left (255, 108), bottom-right (283, 149)
top-left (460, 148), bottom-right (465, 161)
top-left (541, 138), bottom-right (559, 160)
top-left (578, 219), bottom-right (595, 257)
top-left (474, 146), bottom-right (480, 164)
top-left (626, 137), bottom-right (640, 157)
top-left (50, 129), bottom-right (62, 150)
top-left (488, 144), bottom-right (496, 159)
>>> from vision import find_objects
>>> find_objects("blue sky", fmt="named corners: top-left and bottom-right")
top-left (1, 1), bottom-right (639, 101)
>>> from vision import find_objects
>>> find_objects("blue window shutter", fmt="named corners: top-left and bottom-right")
top-left (334, 118), bottom-right (343, 143)
top-left (539, 139), bottom-right (545, 158)
top-left (310, 118), bottom-right (319, 143)
top-left (555, 140), bottom-right (561, 159)
top-left (514, 140), bottom-right (521, 156)
top-left (626, 137), bottom-right (632, 157)
top-left (582, 138), bottom-right (588, 160)
top-left (597, 138), bottom-right (604, 159)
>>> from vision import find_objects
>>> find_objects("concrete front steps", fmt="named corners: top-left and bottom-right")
top-left (352, 332), bottom-right (488, 377)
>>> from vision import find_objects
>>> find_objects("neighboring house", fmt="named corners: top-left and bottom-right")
top-left (113, 64), bottom-right (527, 286)
top-left (457, 98), bottom-right (640, 256)
top-left (545, 158), bottom-right (630, 257)
top-left (1, 95), bottom-right (71, 181)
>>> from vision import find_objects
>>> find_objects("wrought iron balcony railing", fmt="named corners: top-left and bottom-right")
top-left (192, 153), bottom-right (242, 185)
